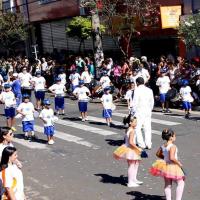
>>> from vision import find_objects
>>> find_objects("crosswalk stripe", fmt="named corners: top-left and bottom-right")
top-left (34, 125), bottom-right (100, 149)
top-left (87, 116), bottom-right (162, 135)
top-left (112, 112), bottom-right (181, 125)
top-left (14, 137), bottom-right (48, 149)
top-left (152, 112), bottom-right (184, 119)
top-left (55, 119), bottom-right (118, 136)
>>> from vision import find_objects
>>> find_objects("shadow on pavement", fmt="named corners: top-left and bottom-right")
top-left (89, 121), bottom-right (125, 130)
top-left (62, 117), bottom-right (80, 121)
top-left (127, 191), bottom-right (165, 200)
top-left (105, 139), bottom-right (124, 146)
top-left (94, 174), bottom-right (127, 186)
top-left (14, 134), bottom-right (47, 144)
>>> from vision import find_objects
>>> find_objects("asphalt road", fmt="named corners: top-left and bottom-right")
top-left (0, 95), bottom-right (199, 200)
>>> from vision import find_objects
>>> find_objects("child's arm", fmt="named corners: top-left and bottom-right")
top-left (129, 130), bottom-right (142, 154)
top-left (169, 145), bottom-right (183, 167)
top-left (156, 147), bottom-right (164, 159)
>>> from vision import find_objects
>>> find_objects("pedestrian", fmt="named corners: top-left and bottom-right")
top-left (101, 87), bottom-right (113, 127)
top-left (0, 84), bottom-right (16, 130)
top-left (125, 82), bottom-right (135, 115)
top-left (0, 146), bottom-right (25, 200)
top-left (49, 77), bottom-right (66, 115)
top-left (150, 129), bottom-right (185, 200)
top-left (58, 68), bottom-right (66, 86)
top-left (73, 80), bottom-right (91, 121)
top-left (11, 73), bottom-right (22, 108)
top-left (39, 99), bottom-right (57, 145)
top-left (99, 71), bottom-right (111, 90)
top-left (69, 69), bottom-right (81, 92)
top-left (113, 117), bottom-right (143, 187)
top-left (81, 66), bottom-right (92, 89)
top-left (156, 69), bottom-right (171, 113)
top-left (132, 77), bottom-right (154, 149)
top-left (180, 79), bottom-right (193, 118)
top-left (0, 127), bottom-right (25, 200)
top-left (31, 71), bottom-right (46, 110)
top-left (16, 94), bottom-right (36, 140)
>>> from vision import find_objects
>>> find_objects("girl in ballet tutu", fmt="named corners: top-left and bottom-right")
top-left (113, 116), bottom-right (143, 187)
top-left (150, 129), bottom-right (185, 200)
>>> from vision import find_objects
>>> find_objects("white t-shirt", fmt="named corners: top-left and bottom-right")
top-left (49, 83), bottom-right (65, 97)
top-left (73, 86), bottom-right (90, 101)
top-left (81, 71), bottom-right (92, 84)
top-left (42, 62), bottom-right (48, 71)
top-left (196, 79), bottom-right (200, 86)
top-left (58, 73), bottom-right (66, 85)
top-left (137, 68), bottom-right (150, 83)
top-left (101, 94), bottom-right (113, 109)
top-left (17, 102), bottom-right (34, 121)
top-left (100, 76), bottom-right (111, 89)
top-left (0, 91), bottom-right (16, 108)
top-left (31, 76), bottom-right (46, 91)
top-left (125, 89), bottom-right (134, 107)
top-left (69, 73), bottom-right (80, 86)
top-left (18, 72), bottom-right (32, 87)
top-left (39, 108), bottom-right (54, 126)
top-left (156, 76), bottom-right (170, 94)
top-left (180, 86), bottom-right (192, 101)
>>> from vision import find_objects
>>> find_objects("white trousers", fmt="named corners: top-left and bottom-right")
top-left (135, 115), bottom-right (152, 148)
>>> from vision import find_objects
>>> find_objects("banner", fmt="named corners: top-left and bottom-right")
top-left (160, 6), bottom-right (182, 29)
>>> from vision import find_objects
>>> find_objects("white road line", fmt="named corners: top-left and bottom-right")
top-left (152, 112), bottom-right (184, 119)
top-left (112, 112), bottom-right (181, 125)
top-left (34, 125), bottom-right (100, 149)
top-left (13, 137), bottom-right (48, 149)
top-left (87, 116), bottom-right (162, 135)
top-left (55, 119), bottom-right (118, 136)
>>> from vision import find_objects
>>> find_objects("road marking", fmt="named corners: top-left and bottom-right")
top-left (13, 137), bottom-right (48, 149)
top-left (152, 112), bottom-right (184, 119)
top-left (112, 112), bottom-right (181, 125)
top-left (34, 125), bottom-right (100, 149)
top-left (55, 119), bottom-right (118, 136)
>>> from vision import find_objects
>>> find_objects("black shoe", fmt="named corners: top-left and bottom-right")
top-left (166, 109), bottom-right (172, 113)
top-left (185, 114), bottom-right (189, 119)
top-left (31, 135), bottom-right (38, 141)
top-left (24, 136), bottom-right (28, 140)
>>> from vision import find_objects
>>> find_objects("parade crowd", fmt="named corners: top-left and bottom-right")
top-left (0, 54), bottom-right (198, 199)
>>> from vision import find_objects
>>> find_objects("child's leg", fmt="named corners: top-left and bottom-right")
top-left (11, 117), bottom-right (15, 128)
top-left (164, 178), bottom-right (172, 200)
top-left (127, 160), bottom-right (137, 184)
top-left (176, 179), bottom-right (184, 200)
top-left (7, 118), bottom-right (11, 127)
top-left (80, 112), bottom-right (84, 119)
top-left (134, 161), bottom-right (140, 181)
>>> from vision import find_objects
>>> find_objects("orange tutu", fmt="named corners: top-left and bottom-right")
top-left (113, 145), bottom-right (141, 161)
top-left (150, 159), bottom-right (185, 180)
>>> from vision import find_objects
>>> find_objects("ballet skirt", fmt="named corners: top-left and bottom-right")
top-left (150, 144), bottom-right (185, 180)
top-left (113, 129), bottom-right (141, 161)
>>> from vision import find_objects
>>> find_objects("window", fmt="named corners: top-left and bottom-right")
top-left (39, 0), bottom-right (58, 5)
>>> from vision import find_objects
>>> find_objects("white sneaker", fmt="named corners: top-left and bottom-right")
top-left (85, 117), bottom-right (88, 121)
top-left (136, 180), bottom-right (143, 185)
top-left (48, 140), bottom-right (54, 145)
top-left (82, 118), bottom-right (85, 122)
top-left (127, 182), bottom-right (140, 187)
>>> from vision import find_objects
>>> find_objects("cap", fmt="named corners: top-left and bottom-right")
top-left (36, 71), bottom-right (41, 75)
top-left (79, 80), bottom-right (84, 85)
top-left (43, 99), bottom-right (51, 105)
top-left (182, 79), bottom-right (189, 86)
top-left (4, 83), bottom-right (11, 88)
top-left (55, 77), bottom-right (61, 82)
top-left (104, 86), bottom-right (111, 91)
top-left (22, 94), bottom-right (30, 99)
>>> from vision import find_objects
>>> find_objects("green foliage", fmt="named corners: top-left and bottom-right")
top-left (66, 16), bottom-right (105, 41)
top-left (0, 12), bottom-right (27, 48)
top-left (179, 13), bottom-right (200, 48)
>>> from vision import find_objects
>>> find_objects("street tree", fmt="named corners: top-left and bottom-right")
top-left (0, 12), bottom-right (27, 55)
top-left (81, 0), bottom-right (160, 58)
top-left (178, 13), bottom-right (200, 49)
top-left (66, 16), bottom-right (105, 52)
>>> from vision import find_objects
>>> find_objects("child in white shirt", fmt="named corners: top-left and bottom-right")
top-left (156, 71), bottom-right (171, 113)
top-left (17, 94), bottom-right (36, 140)
top-left (49, 77), bottom-right (66, 115)
top-left (69, 70), bottom-right (80, 92)
top-left (101, 87), bottom-right (113, 127)
top-left (0, 84), bottom-right (16, 130)
top-left (180, 79), bottom-right (193, 118)
top-left (39, 99), bottom-right (57, 145)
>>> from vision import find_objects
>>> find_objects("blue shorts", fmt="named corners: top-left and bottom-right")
top-left (5, 107), bottom-right (16, 119)
top-left (35, 91), bottom-right (45, 101)
top-left (15, 93), bottom-right (22, 107)
top-left (102, 109), bottom-right (112, 119)
top-left (72, 85), bottom-right (78, 92)
top-left (55, 97), bottom-right (64, 110)
top-left (44, 126), bottom-right (55, 136)
top-left (160, 93), bottom-right (166, 103)
top-left (182, 101), bottom-right (192, 110)
top-left (22, 121), bottom-right (34, 132)
top-left (78, 101), bottom-right (88, 112)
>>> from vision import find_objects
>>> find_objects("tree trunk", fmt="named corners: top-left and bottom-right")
top-left (91, 12), bottom-right (104, 68)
